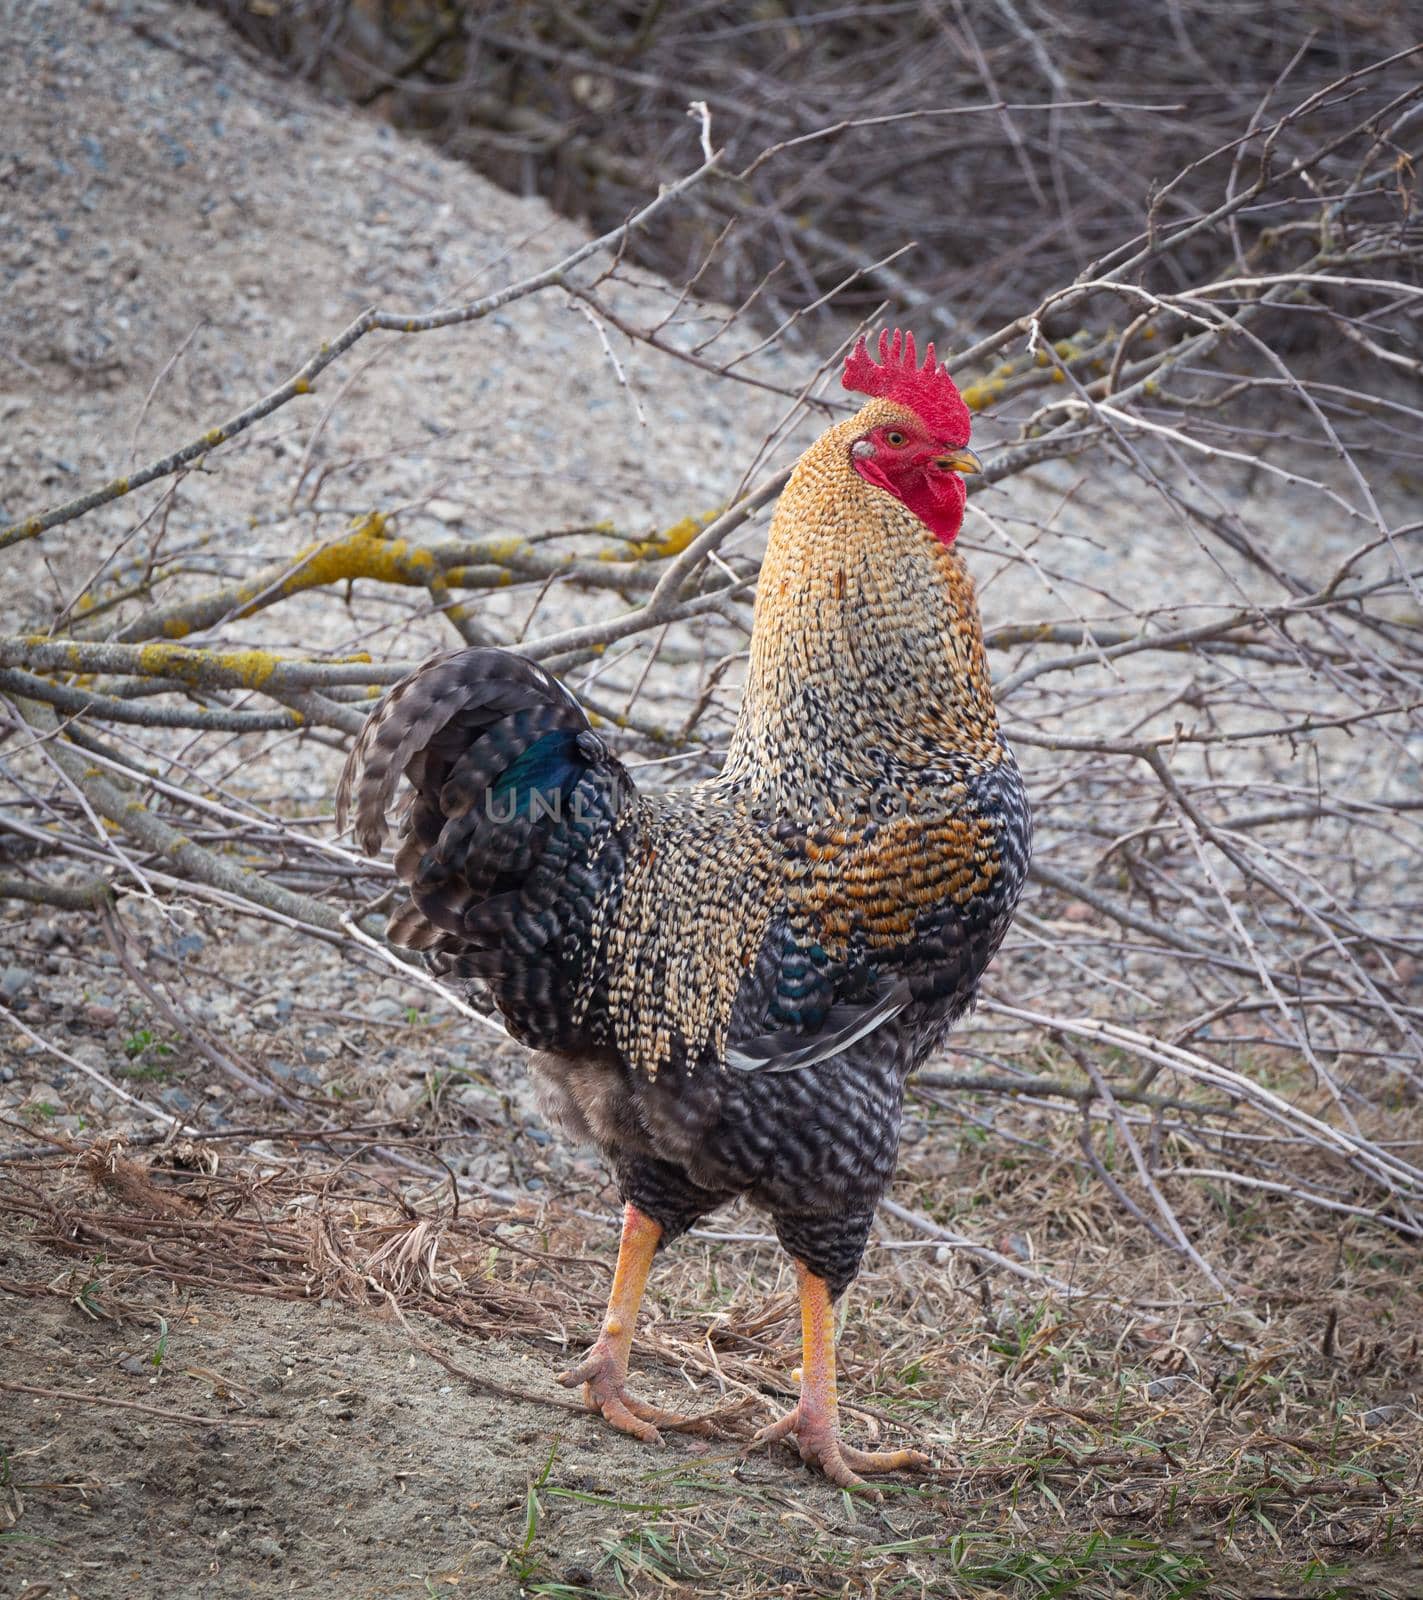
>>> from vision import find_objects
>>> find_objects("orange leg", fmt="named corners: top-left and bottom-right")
top-left (750, 1260), bottom-right (931, 1490)
top-left (558, 1203), bottom-right (691, 1445)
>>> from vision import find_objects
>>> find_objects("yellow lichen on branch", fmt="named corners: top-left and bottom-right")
top-left (273, 515), bottom-right (438, 594)
top-left (114, 513), bottom-right (448, 644)
top-left (617, 511), bottom-right (718, 562)
top-left (98, 508), bottom-right (732, 647)
top-left (135, 642), bottom-right (282, 689)
top-left (2, 636), bottom-right (380, 696)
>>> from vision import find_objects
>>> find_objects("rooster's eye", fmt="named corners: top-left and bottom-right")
top-left (885, 430), bottom-right (907, 447)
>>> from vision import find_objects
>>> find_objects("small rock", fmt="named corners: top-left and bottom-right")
top-left (1146, 1375), bottom-right (1191, 1398)
top-left (84, 1003), bottom-right (120, 1027)
top-left (24, 1082), bottom-right (66, 1113)
top-left (455, 1084), bottom-right (497, 1115)
top-left (0, 965), bottom-right (33, 1003)
top-left (1361, 1404), bottom-right (1407, 1428)
top-left (382, 1080), bottom-right (426, 1118)
top-left (425, 497), bottom-right (467, 525)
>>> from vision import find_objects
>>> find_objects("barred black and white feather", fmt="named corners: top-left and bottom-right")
top-left (338, 395), bottom-right (1031, 1300)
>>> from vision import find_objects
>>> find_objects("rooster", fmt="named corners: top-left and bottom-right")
top-left (337, 330), bottom-right (1031, 1487)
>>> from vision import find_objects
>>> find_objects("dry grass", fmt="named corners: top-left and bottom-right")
top-left (2, 1092), bottom-right (1418, 1596)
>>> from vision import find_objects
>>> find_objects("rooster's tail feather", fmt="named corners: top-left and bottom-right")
top-left (338, 648), bottom-right (635, 1047)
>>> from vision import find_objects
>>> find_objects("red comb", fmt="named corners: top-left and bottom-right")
top-left (842, 328), bottom-right (971, 445)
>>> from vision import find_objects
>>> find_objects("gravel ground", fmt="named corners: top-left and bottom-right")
top-left (0, 0), bottom-right (802, 633)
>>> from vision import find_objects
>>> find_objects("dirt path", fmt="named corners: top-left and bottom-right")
top-left (6, 1222), bottom-right (841, 1600)
top-left (4, 1226), bottom-right (564, 1598)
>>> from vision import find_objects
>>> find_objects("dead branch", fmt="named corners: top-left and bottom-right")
top-left (3, 61), bottom-right (1421, 1315)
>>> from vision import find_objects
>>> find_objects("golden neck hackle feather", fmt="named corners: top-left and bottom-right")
top-left (726, 399), bottom-right (1003, 805)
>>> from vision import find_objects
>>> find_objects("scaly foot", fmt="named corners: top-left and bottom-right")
top-left (558, 1339), bottom-right (694, 1445)
top-left (559, 1204), bottom-right (685, 1443)
top-left (751, 1401), bottom-right (931, 1490)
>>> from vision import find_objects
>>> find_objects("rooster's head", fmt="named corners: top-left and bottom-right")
top-left (842, 329), bottom-right (980, 546)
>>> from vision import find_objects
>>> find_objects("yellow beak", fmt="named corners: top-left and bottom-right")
top-left (935, 446), bottom-right (983, 475)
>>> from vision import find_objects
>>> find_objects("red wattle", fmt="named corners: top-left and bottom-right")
top-left (852, 458), bottom-right (895, 496)
top-left (852, 459), bottom-right (965, 546)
